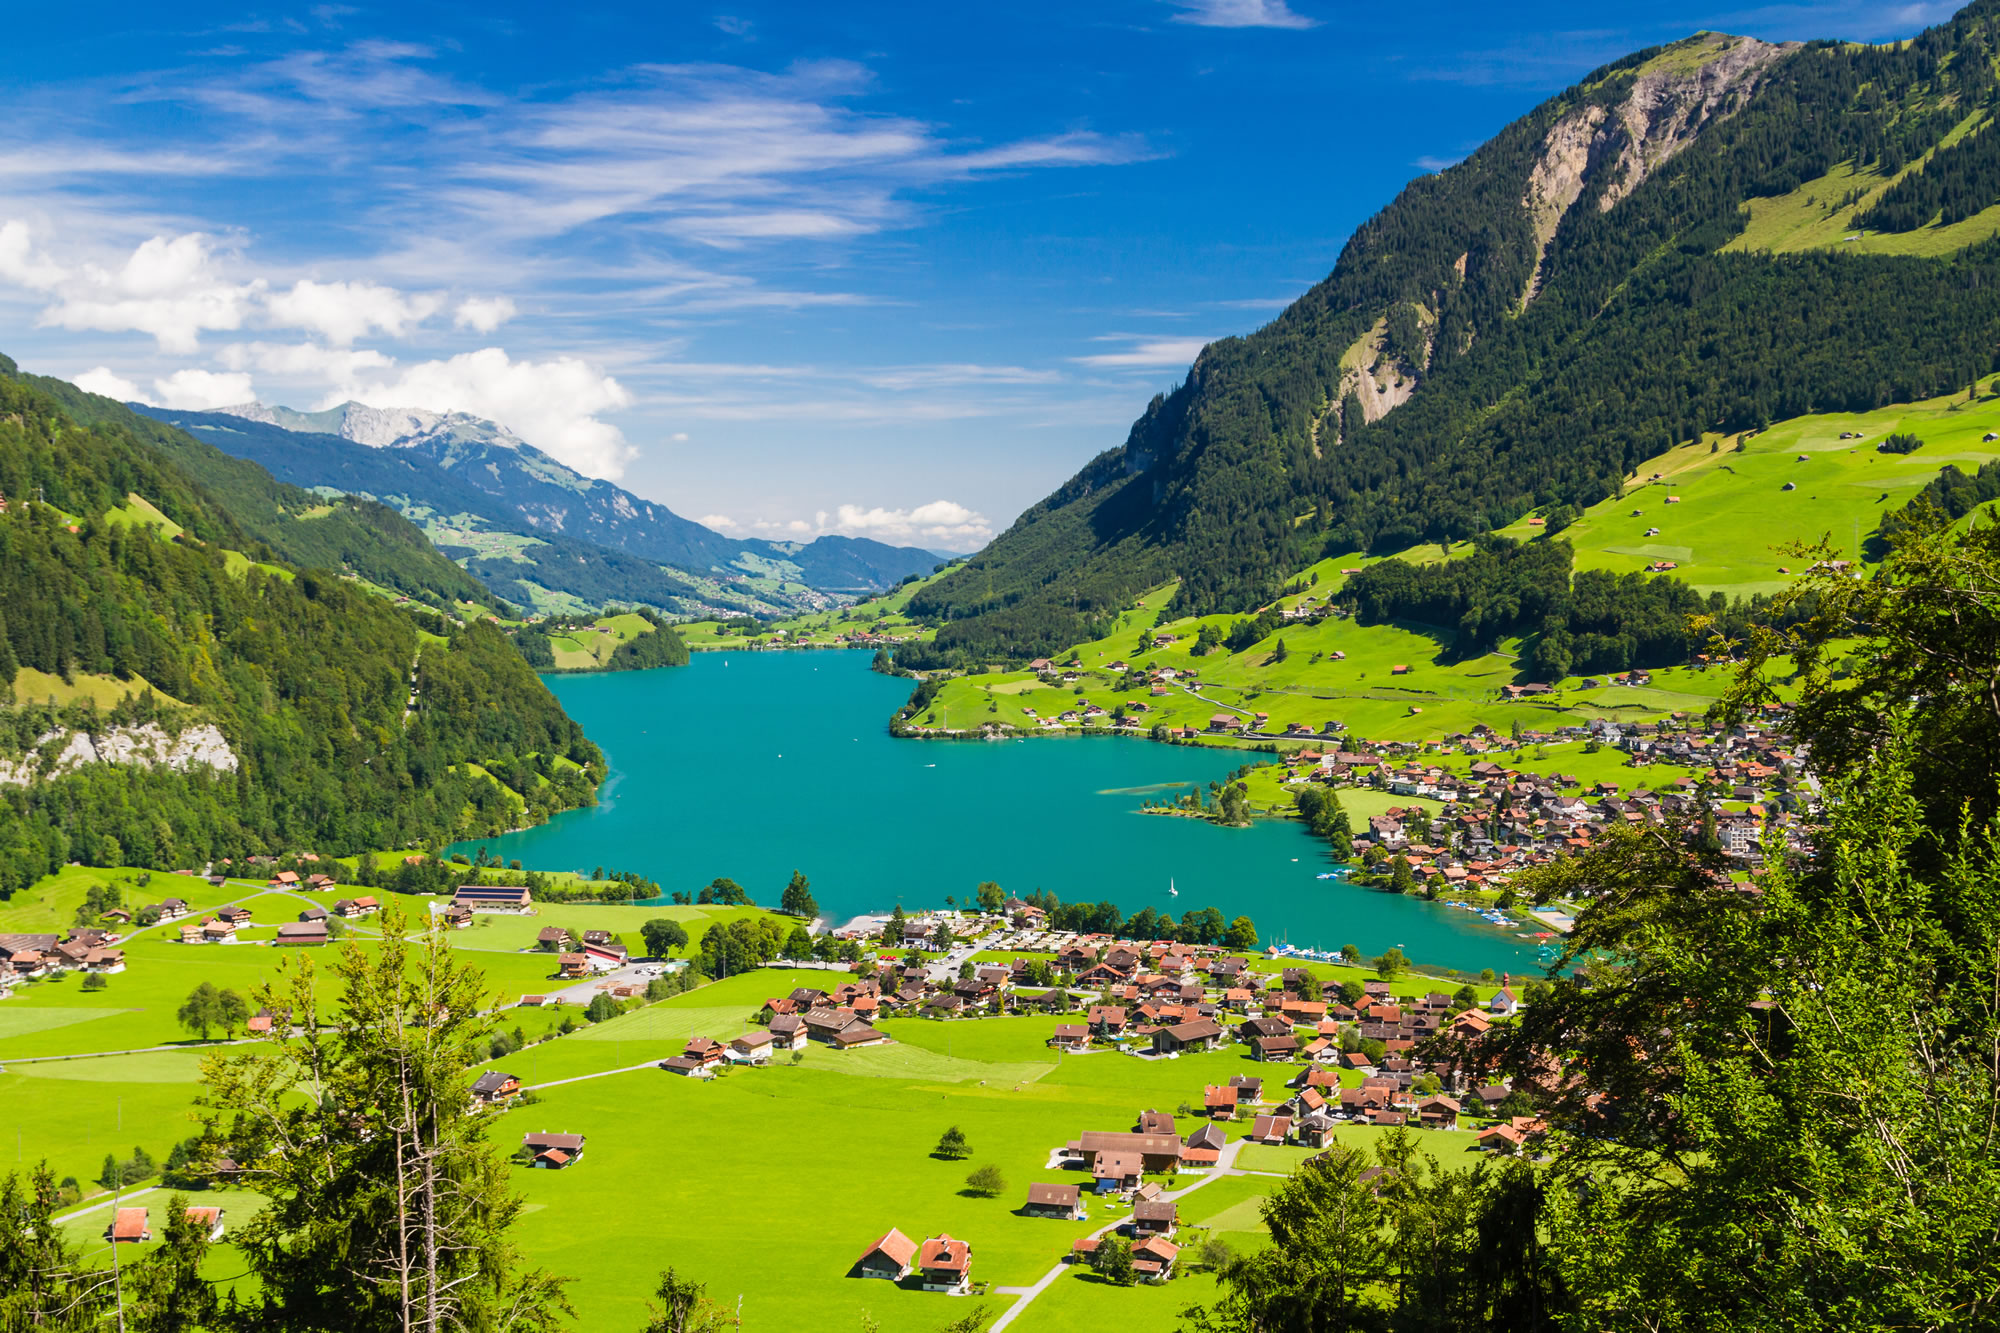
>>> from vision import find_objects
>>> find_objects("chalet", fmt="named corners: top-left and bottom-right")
top-left (522, 1132), bottom-right (586, 1168)
top-left (453, 886), bottom-right (533, 914)
top-left (583, 930), bottom-right (615, 947)
top-left (442, 905), bottom-right (473, 929)
top-left (831, 1025), bottom-right (892, 1050)
top-left (1247, 1114), bottom-right (1293, 1145)
top-left (184, 1206), bottom-right (226, 1242)
top-left (1137, 1109), bottom-right (1176, 1136)
top-left (1417, 1096), bottom-right (1461, 1130)
top-left (536, 926), bottom-right (572, 950)
top-left (805, 1006), bottom-right (864, 1042)
top-left (1151, 1017), bottom-right (1223, 1056)
top-left (659, 1056), bottom-right (711, 1078)
top-left (270, 870), bottom-right (300, 887)
top-left (917, 1234), bottom-right (973, 1294)
top-left (557, 953), bottom-right (590, 979)
top-left (1296, 1113), bottom-right (1338, 1148)
top-left (854, 1228), bottom-right (918, 1281)
top-left (275, 921), bottom-right (329, 947)
top-left (297, 905), bottom-right (328, 924)
top-left (1132, 1235), bottom-right (1180, 1283)
top-left (1086, 1006), bottom-right (1129, 1038)
top-left (1067, 1131), bottom-right (1183, 1179)
top-left (106, 1208), bottom-right (151, 1243)
top-left (1180, 1122), bottom-right (1224, 1170)
top-left (1206, 713), bottom-right (1246, 733)
top-left (1048, 1024), bottom-right (1091, 1052)
top-left (683, 1037), bottom-right (730, 1069)
top-left (769, 1014), bottom-right (809, 1051)
top-left (1479, 1123), bottom-right (1527, 1154)
top-left (84, 948), bottom-right (124, 974)
top-left (1024, 1182), bottom-right (1086, 1220)
top-left (157, 899), bottom-right (189, 921)
top-left (178, 922), bottom-right (206, 946)
top-left (1239, 1015), bottom-right (1291, 1042)
top-left (201, 919), bottom-right (238, 944)
top-left (217, 906), bottom-right (252, 926)
top-left (1252, 1033), bottom-right (1300, 1063)
top-left (1132, 1198), bottom-right (1178, 1237)
top-left (730, 1031), bottom-right (775, 1064)
top-left (1203, 1084), bottom-right (1238, 1119)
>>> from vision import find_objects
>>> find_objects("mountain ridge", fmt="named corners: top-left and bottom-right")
top-left (906, 7), bottom-right (2000, 660)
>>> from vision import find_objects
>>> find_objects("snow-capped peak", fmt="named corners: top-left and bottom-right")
top-left (213, 401), bottom-right (526, 452)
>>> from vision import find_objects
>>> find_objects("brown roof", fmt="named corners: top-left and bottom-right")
top-left (522, 1132), bottom-right (585, 1151)
top-left (1026, 1182), bottom-right (1081, 1207)
top-left (858, 1227), bottom-right (918, 1268)
top-left (1133, 1199), bottom-right (1177, 1221)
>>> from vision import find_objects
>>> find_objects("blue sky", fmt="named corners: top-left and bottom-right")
top-left (0, 1), bottom-right (1952, 550)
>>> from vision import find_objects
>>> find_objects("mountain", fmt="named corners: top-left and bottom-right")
top-left (140, 402), bottom-right (943, 612)
top-left (1, 359), bottom-right (506, 617)
top-left (910, 6), bottom-right (2000, 660)
top-left (0, 359), bottom-right (605, 891)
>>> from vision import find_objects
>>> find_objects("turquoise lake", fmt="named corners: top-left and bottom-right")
top-left (458, 651), bottom-right (1545, 975)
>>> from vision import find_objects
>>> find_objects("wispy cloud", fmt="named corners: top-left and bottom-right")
top-left (1413, 154), bottom-right (1463, 172)
top-left (1071, 334), bottom-right (1213, 369)
top-left (1166, 0), bottom-right (1319, 30)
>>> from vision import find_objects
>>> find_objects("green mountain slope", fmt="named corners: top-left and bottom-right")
top-left (0, 369), bottom-right (603, 893)
top-left (0, 359), bottom-right (507, 617)
top-left (913, 4), bottom-right (2000, 659)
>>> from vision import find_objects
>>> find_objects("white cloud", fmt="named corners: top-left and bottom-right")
top-left (453, 295), bottom-right (516, 332)
top-left (4, 227), bottom-right (263, 355)
top-left (219, 340), bottom-right (393, 381)
top-left (713, 16), bottom-right (754, 37)
top-left (266, 278), bottom-right (440, 344)
top-left (1166, 0), bottom-right (1318, 28)
top-left (827, 499), bottom-right (992, 548)
top-left (671, 431), bottom-right (690, 441)
top-left (154, 367), bottom-right (256, 409)
top-left (1071, 335), bottom-right (1213, 369)
top-left (339, 347), bottom-right (637, 479)
top-left (696, 513), bottom-right (737, 529)
top-left (74, 366), bottom-right (149, 403)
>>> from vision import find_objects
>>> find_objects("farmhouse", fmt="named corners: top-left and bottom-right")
top-left (1151, 1017), bottom-right (1223, 1056)
top-left (106, 1208), bottom-right (150, 1243)
top-left (522, 1131), bottom-right (585, 1168)
top-left (768, 1014), bottom-right (809, 1050)
top-left (730, 1031), bottom-right (775, 1064)
top-left (853, 1228), bottom-right (919, 1281)
top-left (1066, 1130), bottom-right (1182, 1177)
top-left (184, 1206), bottom-right (226, 1241)
top-left (470, 1071), bottom-right (521, 1106)
top-left (1023, 1182), bottom-right (1086, 1220)
top-left (1133, 1235), bottom-right (1180, 1283)
top-left (453, 885), bottom-right (533, 914)
top-left (275, 921), bottom-right (329, 946)
top-left (917, 1235), bottom-right (973, 1294)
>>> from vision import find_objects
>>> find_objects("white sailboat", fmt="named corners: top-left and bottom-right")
top-left (1168, 878), bottom-right (1178, 898)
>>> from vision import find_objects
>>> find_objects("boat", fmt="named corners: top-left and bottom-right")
top-left (1168, 878), bottom-right (1178, 898)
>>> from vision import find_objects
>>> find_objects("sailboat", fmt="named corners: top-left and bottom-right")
top-left (1168, 878), bottom-right (1178, 898)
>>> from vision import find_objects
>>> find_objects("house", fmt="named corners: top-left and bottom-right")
top-left (184, 1206), bottom-right (226, 1242)
top-left (1417, 1096), bottom-right (1461, 1130)
top-left (297, 905), bottom-right (328, 923)
top-left (1203, 1084), bottom-right (1239, 1119)
top-left (275, 921), bottom-right (329, 947)
top-left (157, 899), bottom-right (189, 921)
top-left (217, 906), bottom-right (252, 926)
top-left (201, 919), bottom-right (238, 944)
top-left (683, 1037), bottom-right (729, 1069)
top-left (1151, 1017), bottom-right (1223, 1056)
top-left (471, 1071), bottom-right (521, 1105)
top-left (106, 1208), bottom-right (150, 1243)
top-left (1048, 1024), bottom-right (1091, 1051)
top-left (1251, 1034), bottom-right (1300, 1063)
top-left (453, 886), bottom-right (533, 914)
top-left (730, 1031), bottom-right (775, 1064)
top-left (917, 1234), bottom-right (973, 1294)
top-left (1086, 1005), bottom-right (1128, 1038)
top-left (1024, 1182), bottom-right (1086, 1220)
top-left (557, 952), bottom-right (590, 979)
top-left (1132, 1197), bottom-right (1178, 1237)
top-left (536, 926), bottom-right (572, 950)
top-left (1247, 1114), bottom-right (1293, 1145)
top-left (84, 948), bottom-right (125, 974)
top-left (522, 1132), bottom-right (586, 1168)
top-left (1067, 1131), bottom-right (1183, 1179)
top-left (658, 1056), bottom-right (711, 1078)
top-left (769, 1013), bottom-right (809, 1051)
top-left (178, 922), bottom-right (206, 946)
top-left (1479, 1124), bottom-right (1527, 1154)
top-left (1136, 1109), bottom-right (1176, 1136)
top-left (1180, 1122), bottom-right (1224, 1171)
top-left (1132, 1235), bottom-right (1180, 1283)
top-left (270, 870), bottom-right (300, 887)
top-left (334, 896), bottom-right (380, 918)
top-left (831, 1025), bottom-right (892, 1050)
top-left (804, 1006), bottom-right (865, 1043)
top-left (1487, 987), bottom-right (1519, 1016)
top-left (854, 1228), bottom-right (919, 1281)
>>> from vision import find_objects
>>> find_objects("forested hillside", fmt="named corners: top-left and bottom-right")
top-left (0, 369), bottom-right (602, 892)
top-left (912, 4), bottom-right (2000, 658)
top-left (2, 360), bottom-right (505, 615)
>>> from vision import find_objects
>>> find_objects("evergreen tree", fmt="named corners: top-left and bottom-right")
top-left (778, 870), bottom-right (817, 920)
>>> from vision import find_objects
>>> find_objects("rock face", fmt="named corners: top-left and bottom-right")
top-left (1520, 34), bottom-right (1796, 306)
top-left (0, 723), bottom-right (238, 786)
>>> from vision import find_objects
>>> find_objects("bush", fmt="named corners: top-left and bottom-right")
top-left (965, 1164), bottom-right (1006, 1197)
top-left (81, 973), bottom-right (108, 992)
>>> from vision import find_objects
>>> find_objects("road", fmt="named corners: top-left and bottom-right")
top-left (988, 1137), bottom-right (1283, 1330)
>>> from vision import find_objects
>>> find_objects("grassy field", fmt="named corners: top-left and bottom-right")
top-left (7, 667), bottom-right (187, 711)
top-left (545, 612), bottom-right (656, 670)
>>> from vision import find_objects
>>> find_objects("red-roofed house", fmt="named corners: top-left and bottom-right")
top-left (918, 1234), bottom-right (973, 1294)
top-left (106, 1208), bottom-right (150, 1243)
top-left (854, 1228), bottom-right (919, 1281)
